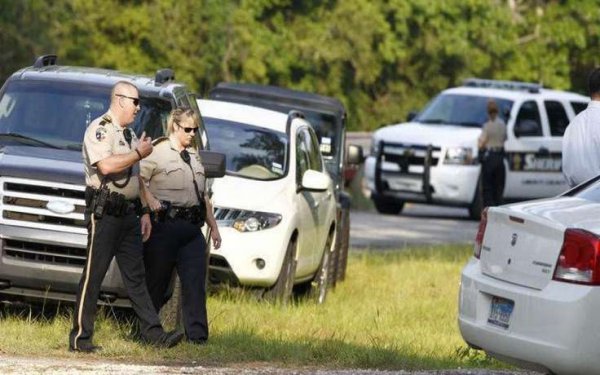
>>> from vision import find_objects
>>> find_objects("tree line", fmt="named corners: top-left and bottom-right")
top-left (1, 0), bottom-right (598, 130)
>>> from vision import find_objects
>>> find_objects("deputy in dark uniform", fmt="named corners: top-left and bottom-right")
top-left (478, 99), bottom-right (507, 209)
top-left (69, 81), bottom-right (183, 352)
top-left (140, 108), bottom-right (221, 345)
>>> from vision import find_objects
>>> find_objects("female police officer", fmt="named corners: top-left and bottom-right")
top-left (140, 108), bottom-right (221, 345)
top-left (478, 99), bottom-right (507, 208)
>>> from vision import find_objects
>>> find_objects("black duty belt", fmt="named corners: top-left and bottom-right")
top-left (153, 201), bottom-right (205, 225)
top-left (486, 147), bottom-right (504, 152)
top-left (85, 186), bottom-right (141, 218)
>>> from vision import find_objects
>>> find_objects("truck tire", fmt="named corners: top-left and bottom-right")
top-left (373, 196), bottom-right (404, 215)
top-left (468, 179), bottom-right (483, 221)
top-left (336, 210), bottom-right (350, 282)
top-left (159, 273), bottom-right (182, 331)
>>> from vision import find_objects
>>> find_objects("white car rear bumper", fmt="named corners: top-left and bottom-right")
top-left (459, 258), bottom-right (600, 375)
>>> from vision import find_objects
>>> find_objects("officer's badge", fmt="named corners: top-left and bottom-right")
top-left (95, 128), bottom-right (107, 141)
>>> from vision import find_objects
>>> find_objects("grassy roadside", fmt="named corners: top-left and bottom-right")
top-left (0, 245), bottom-right (507, 371)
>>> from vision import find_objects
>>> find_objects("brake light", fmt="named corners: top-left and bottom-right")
top-left (553, 228), bottom-right (600, 285)
top-left (473, 208), bottom-right (488, 259)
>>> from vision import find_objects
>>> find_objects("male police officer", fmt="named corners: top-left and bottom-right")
top-left (69, 81), bottom-right (183, 352)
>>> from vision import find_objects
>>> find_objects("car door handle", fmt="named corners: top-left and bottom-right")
top-left (538, 147), bottom-right (549, 155)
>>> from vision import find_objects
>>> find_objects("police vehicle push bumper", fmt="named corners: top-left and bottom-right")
top-left (365, 142), bottom-right (480, 206)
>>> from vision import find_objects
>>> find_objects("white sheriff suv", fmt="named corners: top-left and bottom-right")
top-left (364, 78), bottom-right (589, 219)
top-left (197, 99), bottom-right (337, 303)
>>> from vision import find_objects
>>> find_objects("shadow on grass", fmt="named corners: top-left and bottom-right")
top-left (0, 297), bottom-right (135, 325)
top-left (197, 328), bottom-right (489, 371)
top-left (0, 298), bottom-right (498, 372)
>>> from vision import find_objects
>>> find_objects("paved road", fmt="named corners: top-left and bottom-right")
top-left (350, 203), bottom-right (480, 249)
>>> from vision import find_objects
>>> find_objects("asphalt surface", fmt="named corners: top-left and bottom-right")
top-left (350, 203), bottom-right (479, 249)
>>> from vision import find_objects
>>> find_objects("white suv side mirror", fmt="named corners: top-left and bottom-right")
top-left (301, 170), bottom-right (330, 192)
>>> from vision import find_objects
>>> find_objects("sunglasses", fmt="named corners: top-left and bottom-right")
top-left (177, 123), bottom-right (198, 134)
top-left (115, 94), bottom-right (140, 107)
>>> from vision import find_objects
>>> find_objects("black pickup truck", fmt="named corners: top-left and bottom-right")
top-left (208, 83), bottom-right (363, 285)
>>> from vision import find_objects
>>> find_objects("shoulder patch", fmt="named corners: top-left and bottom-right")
top-left (95, 127), bottom-right (108, 141)
top-left (152, 136), bottom-right (168, 146)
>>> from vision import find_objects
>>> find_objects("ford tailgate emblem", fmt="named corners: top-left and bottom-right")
top-left (511, 233), bottom-right (518, 247)
top-left (46, 200), bottom-right (75, 214)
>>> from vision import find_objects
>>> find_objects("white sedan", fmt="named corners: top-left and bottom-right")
top-left (459, 177), bottom-right (600, 375)
top-left (197, 99), bottom-right (337, 303)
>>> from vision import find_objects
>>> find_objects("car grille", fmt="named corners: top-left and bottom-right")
top-left (0, 177), bottom-right (87, 234)
top-left (3, 238), bottom-right (86, 266)
top-left (0, 177), bottom-right (87, 266)
top-left (379, 142), bottom-right (442, 172)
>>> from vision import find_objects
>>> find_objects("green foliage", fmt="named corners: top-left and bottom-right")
top-left (1, 0), bottom-right (599, 130)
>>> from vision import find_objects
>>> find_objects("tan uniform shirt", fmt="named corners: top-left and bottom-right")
top-left (479, 118), bottom-right (507, 149)
top-left (140, 137), bottom-right (206, 207)
top-left (82, 111), bottom-right (140, 199)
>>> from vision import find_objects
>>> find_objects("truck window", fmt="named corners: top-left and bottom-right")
top-left (417, 94), bottom-right (512, 127)
top-left (514, 100), bottom-right (542, 137)
top-left (304, 127), bottom-right (324, 172)
top-left (0, 80), bottom-right (172, 150)
top-left (544, 100), bottom-right (569, 136)
top-left (571, 101), bottom-right (588, 115)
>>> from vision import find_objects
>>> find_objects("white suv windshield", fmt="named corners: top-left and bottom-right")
top-left (417, 94), bottom-right (513, 127)
top-left (204, 117), bottom-right (288, 180)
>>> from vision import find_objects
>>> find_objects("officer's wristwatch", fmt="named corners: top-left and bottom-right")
top-left (141, 206), bottom-right (151, 215)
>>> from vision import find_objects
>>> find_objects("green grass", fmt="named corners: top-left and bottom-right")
top-left (0, 245), bottom-right (507, 371)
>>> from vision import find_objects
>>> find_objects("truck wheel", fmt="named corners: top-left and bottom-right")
top-left (468, 180), bottom-right (483, 220)
top-left (159, 273), bottom-right (182, 331)
top-left (336, 210), bottom-right (350, 282)
top-left (264, 240), bottom-right (296, 304)
top-left (373, 196), bottom-right (404, 215)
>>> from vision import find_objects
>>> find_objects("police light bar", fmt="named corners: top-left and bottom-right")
top-left (462, 78), bottom-right (542, 93)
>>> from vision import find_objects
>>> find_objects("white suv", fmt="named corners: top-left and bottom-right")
top-left (364, 78), bottom-right (589, 219)
top-left (197, 99), bottom-right (337, 303)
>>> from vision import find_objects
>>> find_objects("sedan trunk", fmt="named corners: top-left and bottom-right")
top-left (479, 205), bottom-right (566, 290)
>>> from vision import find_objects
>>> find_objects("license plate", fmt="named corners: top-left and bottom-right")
top-left (488, 296), bottom-right (514, 329)
top-left (387, 178), bottom-right (422, 192)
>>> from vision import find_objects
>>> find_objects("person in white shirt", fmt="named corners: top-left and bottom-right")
top-left (562, 68), bottom-right (600, 187)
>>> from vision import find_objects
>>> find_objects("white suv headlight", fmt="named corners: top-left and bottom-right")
top-left (216, 208), bottom-right (282, 232)
top-left (444, 147), bottom-right (476, 165)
